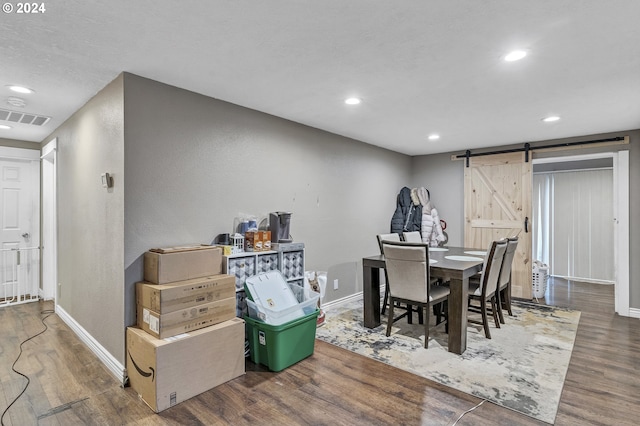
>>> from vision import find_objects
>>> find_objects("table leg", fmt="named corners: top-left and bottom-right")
top-left (447, 276), bottom-right (468, 354)
top-left (363, 265), bottom-right (381, 328)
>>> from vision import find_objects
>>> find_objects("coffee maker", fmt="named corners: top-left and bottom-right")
top-left (269, 212), bottom-right (293, 243)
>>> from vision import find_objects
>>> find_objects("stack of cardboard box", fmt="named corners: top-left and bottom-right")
top-left (126, 245), bottom-right (245, 413)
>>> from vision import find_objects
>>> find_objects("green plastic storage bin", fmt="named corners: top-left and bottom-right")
top-left (245, 309), bottom-right (319, 372)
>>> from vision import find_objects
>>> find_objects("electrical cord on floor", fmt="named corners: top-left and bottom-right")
top-left (450, 398), bottom-right (488, 425)
top-left (1, 309), bottom-right (55, 426)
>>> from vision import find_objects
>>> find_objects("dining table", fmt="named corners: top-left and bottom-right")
top-left (362, 246), bottom-right (485, 355)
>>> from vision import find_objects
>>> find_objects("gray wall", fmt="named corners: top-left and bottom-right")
top-left (0, 138), bottom-right (41, 150)
top-left (410, 152), bottom-right (465, 247)
top-left (42, 75), bottom-right (126, 363)
top-left (122, 73), bottom-right (411, 327)
top-left (412, 130), bottom-right (639, 308)
top-left (38, 70), bottom-right (638, 369)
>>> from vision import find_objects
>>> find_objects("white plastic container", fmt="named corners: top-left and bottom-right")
top-left (532, 261), bottom-right (549, 298)
top-left (245, 271), bottom-right (319, 325)
top-left (246, 294), bottom-right (319, 326)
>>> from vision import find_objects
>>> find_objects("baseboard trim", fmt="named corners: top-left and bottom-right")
top-left (323, 292), bottom-right (364, 310)
top-left (628, 308), bottom-right (640, 319)
top-left (55, 304), bottom-right (126, 385)
top-left (552, 275), bottom-right (615, 285)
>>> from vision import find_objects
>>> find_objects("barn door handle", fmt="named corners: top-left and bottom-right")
top-left (524, 217), bottom-right (529, 233)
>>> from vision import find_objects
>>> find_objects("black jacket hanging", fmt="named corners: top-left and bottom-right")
top-left (390, 187), bottom-right (422, 234)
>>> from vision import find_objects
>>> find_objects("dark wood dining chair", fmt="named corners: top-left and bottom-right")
top-left (496, 236), bottom-right (519, 324)
top-left (377, 233), bottom-right (400, 317)
top-left (467, 239), bottom-right (508, 339)
top-left (402, 231), bottom-right (422, 242)
top-left (381, 240), bottom-right (449, 348)
top-left (404, 230), bottom-right (448, 318)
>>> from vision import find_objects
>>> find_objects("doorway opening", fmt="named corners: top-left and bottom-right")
top-left (532, 151), bottom-right (629, 316)
top-left (0, 146), bottom-right (40, 307)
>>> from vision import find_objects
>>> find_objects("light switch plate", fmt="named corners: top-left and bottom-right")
top-left (101, 172), bottom-right (113, 188)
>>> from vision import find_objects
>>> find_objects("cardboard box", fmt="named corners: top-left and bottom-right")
top-left (261, 231), bottom-right (272, 251)
top-left (137, 297), bottom-right (235, 339)
top-left (126, 319), bottom-right (245, 413)
top-left (136, 274), bottom-right (235, 314)
top-left (144, 245), bottom-right (222, 284)
top-left (245, 231), bottom-right (272, 252)
top-left (244, 231), bottom-right (263, 252)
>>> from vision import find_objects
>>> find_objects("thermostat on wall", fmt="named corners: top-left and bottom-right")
top-left (101, 172), bottom-right (113, 188)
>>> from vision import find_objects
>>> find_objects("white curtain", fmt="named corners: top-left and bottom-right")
top-left (533, 169), bottom-right (614, 282)
top-left (533, 174), bottom-right (552, 266)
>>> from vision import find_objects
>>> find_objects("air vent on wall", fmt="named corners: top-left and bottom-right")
top-left (0, 108), bottom-right (50, 126)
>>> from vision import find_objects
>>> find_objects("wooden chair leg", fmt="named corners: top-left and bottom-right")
top-left (382, 271), bottom-right (390, 315)
top-left (443, 300), bottom-right (449, 334)
top-left (382, 286), bottom-right (388, 314)
top-left (435, 302), bottom-right (448, 325)
top-left (504, 286), bottom-right (513, 316)
top-left (496, 290), bottom-right (506, 324)
top-left (480, 301), bottom-right (491, 339)
top-left (423, 305), bottom-right (430, 348)
top-left (491, 297), bottom-right (501, 328)
top-left (407, 304), bottom-right (413, 324)
top-left (386, 299), bottom-right (395, 337)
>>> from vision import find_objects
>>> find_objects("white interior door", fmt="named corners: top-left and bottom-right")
top-left (0, 147), bottom-right (40, 305)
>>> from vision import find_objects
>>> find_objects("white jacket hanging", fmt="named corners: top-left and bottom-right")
top-left (416, 187), bottom-right (446, 246)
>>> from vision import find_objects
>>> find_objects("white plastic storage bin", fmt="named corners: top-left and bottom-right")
top-left (246, 295), bottom-right (319, 326)
top-left (532, 261), bottom-right (549, 298)
top-left (244, 271), bottom-right (319, 325)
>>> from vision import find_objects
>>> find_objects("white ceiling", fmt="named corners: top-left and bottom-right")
top-left (1, 1), bottom-right (639, 155)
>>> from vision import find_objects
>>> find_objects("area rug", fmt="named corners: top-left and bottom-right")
top-left (316, 297), bottom-right (580, 424)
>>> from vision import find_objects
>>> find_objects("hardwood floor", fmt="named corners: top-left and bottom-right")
top-left (1, 278), bottom-right (638, 425)
top-left (545, 278), bottom-right (640, 425)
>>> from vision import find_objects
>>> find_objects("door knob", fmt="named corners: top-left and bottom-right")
top-left (22, 232), bottom-right (30, 239)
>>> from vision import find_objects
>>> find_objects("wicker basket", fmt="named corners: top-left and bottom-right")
top-left (532, 261), bottom-right (549, 298)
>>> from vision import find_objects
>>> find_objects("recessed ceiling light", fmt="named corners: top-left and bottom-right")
top-left (542, 116), bottom-right (560, 122)
top-left (345, 97), bottom-right (361, 105)
top-left (504, 50), bottom-right (527, 62)
top-left (428, 134), bottom-right (440, 141)
top-left (0, 124), bottom-right (12, 130)
top-left (7, 85), bottom-right (34, 94)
